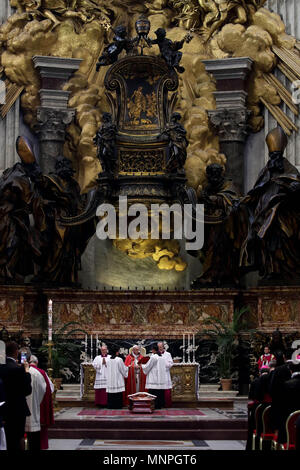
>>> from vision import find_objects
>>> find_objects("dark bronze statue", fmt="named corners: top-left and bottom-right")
top-left (151, 28), bottom-right (192, 73)
top-left (94, 112), bottom-right (117, 174)
top-left (96, 25), bottom-right (133, 70)
top-left (240, 126), bottom-right (300, 280)
top-left (30, 155), bottom-right (97, 286)
top-left (0, 137), bottom-right (44, 283)
top-left (192, 163), bottom-right (244, 287)
top-left (0, 162), bottom-right (40, 283)
top-left (161, 112), bottom-right (188, 173)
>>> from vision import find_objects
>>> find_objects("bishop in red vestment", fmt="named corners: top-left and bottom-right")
top-left (124, 345), bottom-right (147, 406)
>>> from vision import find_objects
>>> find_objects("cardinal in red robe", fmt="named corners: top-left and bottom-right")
top-left (258, 346), bottom-right (275, 370)
top-left (124, 345), bottom-right (147, 406)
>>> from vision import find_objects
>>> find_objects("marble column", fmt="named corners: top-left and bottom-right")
top-left (33, 56), bottom-right (82, 174)
top-left (203, 58), bottom-right (253, 195)
top-left (0, 1), bottom-right (20, 174)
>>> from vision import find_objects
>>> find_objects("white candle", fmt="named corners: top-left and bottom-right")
top-left (193, 334), bottom-right (195, 363)
top-left (96, 334), bottom-right (99, 353)
top-left (182, 334), bottom-right (185, 363)
top-left (48, 299), bottom-right (53, 342)
top-left (85, 334), bottom-right (87, 360)
top-left (90, 334), bottom-right (93, 361)
top-left (187, 334), bottom-right (190, 363)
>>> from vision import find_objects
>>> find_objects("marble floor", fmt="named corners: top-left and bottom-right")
top-left (48, 402), bottom-right (248, 451)
top-left (48, 438), bottom-right (246, 451)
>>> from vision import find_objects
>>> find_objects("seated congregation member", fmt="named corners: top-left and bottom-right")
top-left (92, 345), bottom-right (110, 408)
top-left (296, 415), bottom-right (300, 451)
top-left (269, 352), bottom-right (292, 444)
top-left (106, 346), bottom-right (128, 409)
top-left (0, 377), bottom-right (6, 450)
top-left (0, 341), bottom-right (32, 451)
top-left (124, 345), bottom-right (146, 406)
top-left (245, 365), bottom-right (272, 450)
top-left (29, 355), bottom-right (54, 450)
top-left (142, 344), bottom-right (167, 410)
top-left (25, 352), bottom-right (46, 450)
top-left (158, 341), bottom-right (173, 408)
top-left (255, 366), bottom-right (272, 404)
top-left (281, 359), bottom-right (300, 426)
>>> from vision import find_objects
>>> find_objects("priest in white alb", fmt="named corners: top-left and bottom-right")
top-left (92, 344), bottom-right (111, 407)
top-left (142, 343), bottom-right (168, 409)
top-left (158, 341), bottom-right (173, 407)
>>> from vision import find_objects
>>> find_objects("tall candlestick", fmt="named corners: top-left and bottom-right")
top-left (187, 334), bottom-right (190, 363)
top-left (85, 334), bottom-right (87, 361)
top-left (48, 299), bottom-right (53, 342)
top-left (90, 334), bottom-right (93, 361)
top-left (182, 334), bottom-right (185, 363)
top-left (193, 334), bottom-right (195, 363)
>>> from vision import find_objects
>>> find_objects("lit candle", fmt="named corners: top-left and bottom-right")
top-left (48, 299), bottom-right (53, 342)
top-left (182, 334), bottom-right (185, 363)
top-left (90, 334), bottom-right (93, 361)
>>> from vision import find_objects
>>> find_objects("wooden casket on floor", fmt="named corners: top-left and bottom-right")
top-left (128, 392), bottom-right (156, 413)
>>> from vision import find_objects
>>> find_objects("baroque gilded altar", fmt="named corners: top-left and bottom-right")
top-left (80, 362), bottom-right (199, 402)
top-left (170, 363), bottom-right (199, 402)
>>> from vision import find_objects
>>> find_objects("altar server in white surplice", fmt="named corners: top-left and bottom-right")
top-left (158, 341), bottom-right (173, 407)
top-left (142, 343), bottom-right (168, 409)
top-left (92, 345), bottom-right (111, 407)
top-left (106, 346), bottom-right (128, 409)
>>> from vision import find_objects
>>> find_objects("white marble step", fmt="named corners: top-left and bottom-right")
top-left (56, 383), bottom-right (239, 400)
top-left (198, 390), bottom-right (239, 398)
top-left (56, 384), bottom-right (81, 399)
top-left (198, 384), bottom-right (220, 391)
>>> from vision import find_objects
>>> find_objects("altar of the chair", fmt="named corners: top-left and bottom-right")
top-left (80, 362), bottom-right (199, 403)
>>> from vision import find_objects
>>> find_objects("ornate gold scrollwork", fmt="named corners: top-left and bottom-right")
top-left (119, 149), bottom-right (165, 174)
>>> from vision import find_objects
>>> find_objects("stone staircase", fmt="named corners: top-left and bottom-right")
top-left (198, 384), bottom-right (239, 398)
top-left (48, 415), bottom-right (248, 441)
top-left (56, 383), bottom-right (81, 399)
top-left (50, 383), bottom-right (248, 440)
top-left (56, 383), bottom-right (245, 409)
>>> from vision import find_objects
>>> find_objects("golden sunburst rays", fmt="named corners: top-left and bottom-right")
top-left (259, 45), bottom-right (300, 136)
top-left (0, 74), bottom-right (24, 119)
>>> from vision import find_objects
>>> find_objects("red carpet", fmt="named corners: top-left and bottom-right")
top-left (78, 409), bottom-right (205, 416)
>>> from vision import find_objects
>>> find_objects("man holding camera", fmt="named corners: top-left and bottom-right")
top-left (0, 341), bottom-right (32, 450)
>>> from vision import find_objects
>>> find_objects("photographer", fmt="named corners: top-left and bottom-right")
top-left (0, 341), bottom-right (32, 450)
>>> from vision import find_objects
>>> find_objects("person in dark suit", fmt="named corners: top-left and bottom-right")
top-left (0, 377), bottom-right (6, 450)
top-left (245, 365), bottom-right (273, 450)
top-left (268, 353), bottom-right (292, 444)
top-left (296, 415), bottom-right (300, 450)
top-left (282, 361), bottom-right (300, 418)
top-left (0, 341), bottom-right (32, 450)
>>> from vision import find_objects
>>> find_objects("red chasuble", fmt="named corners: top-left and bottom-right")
top-left (124, 354), bottom-right (147, 405)
top-left (30, 364), bottom-right (54, 450)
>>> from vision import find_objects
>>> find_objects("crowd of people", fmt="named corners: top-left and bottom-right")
top-left (0, 342), bottom-right (54, 451)
top-left (3, 336), bottom-right (299, 451)
top-left (92, 341), bottom-right (173, 410)
top-left (246, 345), bottom-right (300, 450)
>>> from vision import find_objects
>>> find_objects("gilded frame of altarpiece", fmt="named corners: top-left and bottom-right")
top-left (104, 55), bottom-right (178, 177)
